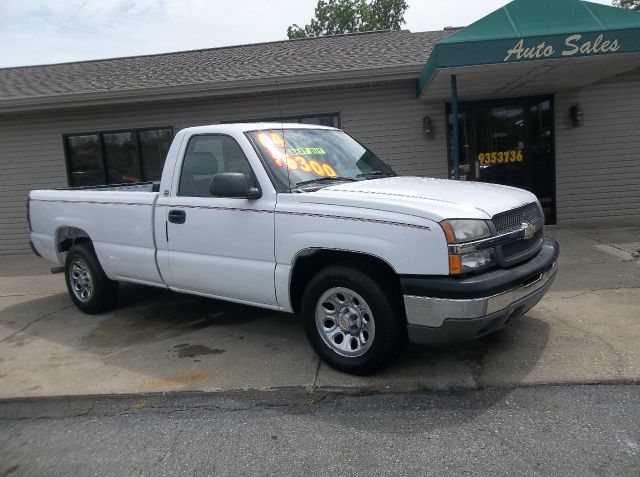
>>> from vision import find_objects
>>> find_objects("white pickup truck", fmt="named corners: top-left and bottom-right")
top-left (28, 123), bottom-right (558, 374)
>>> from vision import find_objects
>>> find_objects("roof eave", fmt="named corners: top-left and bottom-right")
top-left (0, 65), bottom-right (423, 115)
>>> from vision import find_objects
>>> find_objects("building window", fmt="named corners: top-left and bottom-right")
top-left (64, 127), bottom-right (173, 187)
top-left (225, 113), bottom-right (340, 128)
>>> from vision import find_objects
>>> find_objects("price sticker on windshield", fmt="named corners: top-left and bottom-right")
top-left (257, 132), bottom-right (338, 177)
top-left (287, 147), bottom-right (326, 155)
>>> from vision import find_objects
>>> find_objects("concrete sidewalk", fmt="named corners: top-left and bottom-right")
top-left (0, 220), bottom-right (638, 398)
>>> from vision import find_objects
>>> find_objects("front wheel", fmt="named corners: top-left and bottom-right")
top-left (301, 264), bottom-right (406, 375)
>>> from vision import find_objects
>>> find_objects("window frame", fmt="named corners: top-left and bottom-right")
top-left (62, 126), bottom-right (174, 187)
top-left (177, 133), bottom-right (262, 198)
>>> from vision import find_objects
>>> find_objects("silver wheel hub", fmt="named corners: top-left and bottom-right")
top-left (337, 306), bottom-right (361, 333)
top-left (315, 287), bottom-right (375, 358)
top-left (69, 258), bottom-right (94, 303)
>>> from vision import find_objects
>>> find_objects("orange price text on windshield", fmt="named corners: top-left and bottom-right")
top-left (257, 132), bottom-right (338, 178)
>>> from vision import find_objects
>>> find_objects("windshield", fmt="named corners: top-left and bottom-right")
top-left (246, 129), bottom-right (395, 191)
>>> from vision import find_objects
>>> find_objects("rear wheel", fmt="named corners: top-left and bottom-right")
top-left (302, 264), bottom-right (405, 375)
top-left (64, 243), bottom-right (118, 314)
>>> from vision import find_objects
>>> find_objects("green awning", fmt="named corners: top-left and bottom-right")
top-left (418, 0), bottom-right (640, 96)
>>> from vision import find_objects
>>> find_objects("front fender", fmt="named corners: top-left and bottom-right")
top-left (275, 209), bottom-right (449, 275)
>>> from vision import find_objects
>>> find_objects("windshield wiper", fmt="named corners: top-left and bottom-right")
top-left (294, 176), bottom-right (357, 189)
top-left (355, 171), bottom-right (396, 179)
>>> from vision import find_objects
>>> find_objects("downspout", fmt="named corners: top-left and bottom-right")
top-left (450, 74), bottom-right (460, 180)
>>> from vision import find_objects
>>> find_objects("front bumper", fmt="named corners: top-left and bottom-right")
top-left (402, 237), bottom-right (559, 345)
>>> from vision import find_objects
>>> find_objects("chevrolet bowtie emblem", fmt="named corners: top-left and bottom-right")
top-left (522, 222), bottom-right (536, 240)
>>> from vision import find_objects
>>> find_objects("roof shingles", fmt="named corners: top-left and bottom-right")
top-left (0, 30), bottom-right (448, 102)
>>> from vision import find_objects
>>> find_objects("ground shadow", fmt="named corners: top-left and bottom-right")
top-left (1, 282), bottom-right (298, 357)
top-left (1, 282), bottom-right (550, 414)
top-left (79, 283), bottom-right (267, 350)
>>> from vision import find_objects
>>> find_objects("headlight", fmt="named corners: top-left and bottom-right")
top-left (440, 219), bottom-right (491, 243)
top-left (440, 219), bottom-right (495, 275)
top-left (460, 249), bottom-right (495, 271)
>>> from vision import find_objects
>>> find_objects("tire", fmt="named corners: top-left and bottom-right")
top-left (301, 263), bottom-right (406, 375)
top-left (64, 242), bottom-right (118, 314)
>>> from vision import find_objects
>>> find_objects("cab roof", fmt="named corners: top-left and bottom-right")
top-left (182, 123), bottom-right (339, 135)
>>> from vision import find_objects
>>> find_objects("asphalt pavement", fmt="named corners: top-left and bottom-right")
top-left (1, 384), bottom-right (639, 476)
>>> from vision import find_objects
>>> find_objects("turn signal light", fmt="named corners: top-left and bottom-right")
top-left (449, 255), bottom-right (462, 275)
top-left (440, 221), bottom-right (456, 243)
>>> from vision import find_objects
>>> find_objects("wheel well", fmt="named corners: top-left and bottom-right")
top-left (289, 249), bottom-right (399, 314)
top-left (56, 226), bottom-right (93, 255)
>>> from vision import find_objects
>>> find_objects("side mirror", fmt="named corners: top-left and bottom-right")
top-left (209, 172), bottom-right (261, 199)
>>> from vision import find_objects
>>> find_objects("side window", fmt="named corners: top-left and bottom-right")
top-left (178, 135), bottom-right (255, 196)
top-left (65, 127), bottom-right (172, 187)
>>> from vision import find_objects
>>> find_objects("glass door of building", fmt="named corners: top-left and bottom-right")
top-left (447, 96), bottom-right (556, 224)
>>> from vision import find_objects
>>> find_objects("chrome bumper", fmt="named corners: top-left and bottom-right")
top-left (404, 262), bottom-right (557, 329)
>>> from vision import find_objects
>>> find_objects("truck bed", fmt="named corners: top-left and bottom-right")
top-left (29, 184), bottom-right (162, 285)
top-left (56, 181), bottom-right (160, 193)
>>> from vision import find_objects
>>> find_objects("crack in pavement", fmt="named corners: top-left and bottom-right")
top-left (563, 228), bottom-right (639, 259)
top-left (4, 384), bottom-right (640, 423)
top-left (544, 286), bottom-right (640, 301)
top-left (0, 304), bottom-right (73, 344)
top-left (559, 259), bottom-right (637, 266)
top-left (472, 349), bottom-right (486, 389)
top-left (0, 293), bottom-right (64, 298)
top-left (311, 359), bottom-right (322, 391)
top-left (549, 311), bottom-right (627, 378)
top-left (0, 394), bottom-right (336, 422)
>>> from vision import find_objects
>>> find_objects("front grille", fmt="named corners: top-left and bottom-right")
top-left (492, 203), bottom-right (542, 234)
top-left (502, 229), bottom-right (544, 260)
top-left (492, 203), bottom-right (544, 266)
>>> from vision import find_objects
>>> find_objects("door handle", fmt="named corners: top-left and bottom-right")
top-left (168, 209), bottom-right (186, 224)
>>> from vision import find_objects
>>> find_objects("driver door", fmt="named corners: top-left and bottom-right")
top-left (162, 134), bottom-right (277, 306)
